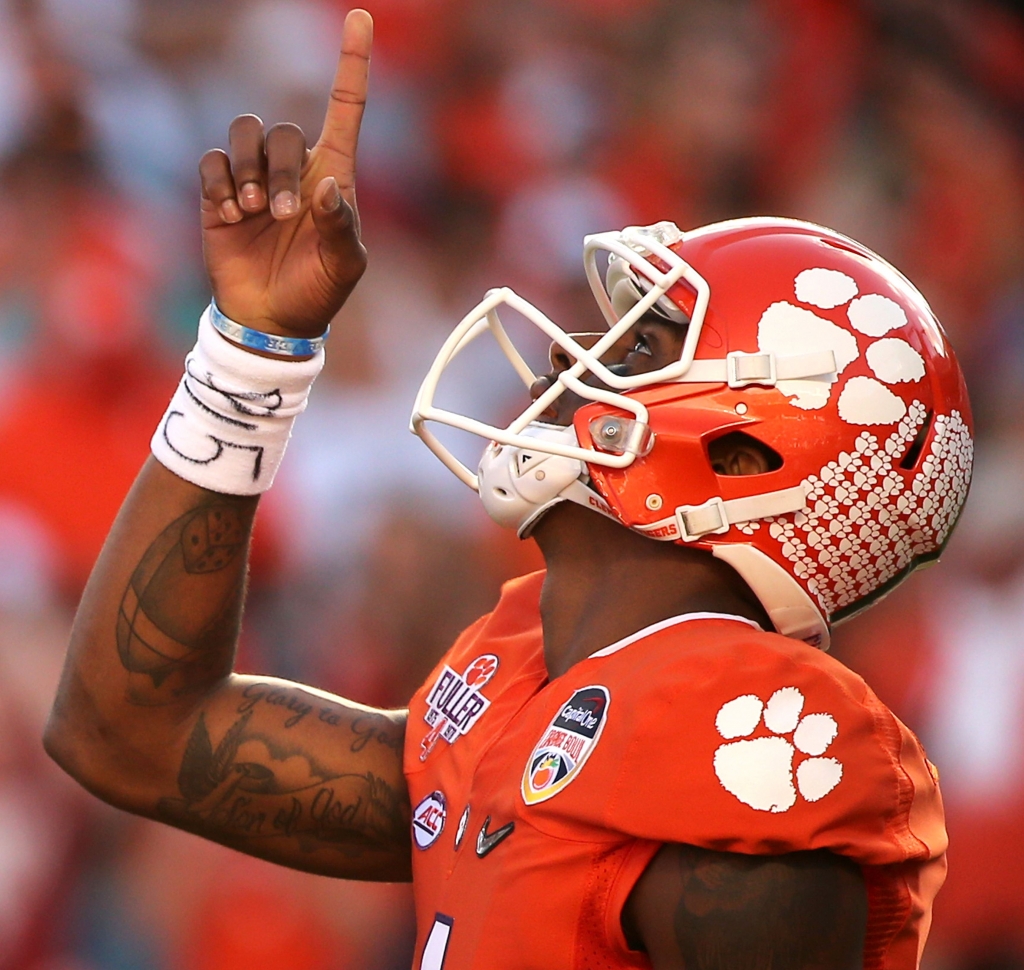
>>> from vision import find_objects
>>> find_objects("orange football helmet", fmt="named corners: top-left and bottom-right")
top-left (412, 218), bottom-right (973, 649)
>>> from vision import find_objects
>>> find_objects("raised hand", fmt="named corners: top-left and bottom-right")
top-left (198, 9), bottom-right (372, 339)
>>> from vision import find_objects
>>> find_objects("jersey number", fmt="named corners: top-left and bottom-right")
top-left (421, 914), bottom-right (454, 970)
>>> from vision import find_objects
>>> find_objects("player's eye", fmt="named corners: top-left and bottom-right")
top-left (633, 333), bottom-right (652, 356)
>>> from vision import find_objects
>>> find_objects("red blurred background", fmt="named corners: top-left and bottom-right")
top-left (1, 0), bottom-right (1023, 967)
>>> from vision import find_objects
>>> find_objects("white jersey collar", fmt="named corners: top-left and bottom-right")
top-left (589, 612), bottom-right (763, 659)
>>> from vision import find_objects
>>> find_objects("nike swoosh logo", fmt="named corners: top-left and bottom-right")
top-left (475, 816), bottom-right (515, 858)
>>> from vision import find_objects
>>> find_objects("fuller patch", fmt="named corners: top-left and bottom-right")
top-left (420, 654), bottom-right (500, 761)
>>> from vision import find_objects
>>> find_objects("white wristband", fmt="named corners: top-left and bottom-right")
top-left (151, 306), bottom-right (325, 495)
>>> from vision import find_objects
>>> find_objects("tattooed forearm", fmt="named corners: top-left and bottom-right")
top-left (158, 711), bottom-right (410, 860)
top-left (116, 498), bottom-right (256, 704)
top-left (47, 457), bottom-right (413, 882)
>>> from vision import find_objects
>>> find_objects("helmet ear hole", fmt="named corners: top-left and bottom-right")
top-left (707, 431), bottom-right (783, 476)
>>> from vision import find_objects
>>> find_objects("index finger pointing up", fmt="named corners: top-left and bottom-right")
top-left (316, 8), bottom-right (373, 190)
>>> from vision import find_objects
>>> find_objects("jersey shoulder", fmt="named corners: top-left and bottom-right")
top-left (540, 617), bottom-right (944, 864)
top-left (602, 615), bottom-right (867, 700)
top-left (596, 616), bottom-right (880, 745)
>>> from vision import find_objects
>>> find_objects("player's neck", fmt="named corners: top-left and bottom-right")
top-left (531, 503), bottom-right (771, 679)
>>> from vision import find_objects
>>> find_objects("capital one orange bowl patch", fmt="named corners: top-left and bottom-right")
top-left (522, 686), bottom-right (610, 805)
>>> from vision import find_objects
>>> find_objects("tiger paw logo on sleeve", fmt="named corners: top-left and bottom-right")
top-left (420, 654), bottom-right (499, 761)
top-left (713, 687), bottom-right (842, 813)
top-left (522, 686), bottom-right (610, 804)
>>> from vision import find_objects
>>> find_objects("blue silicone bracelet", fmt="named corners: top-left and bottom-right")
top-left (209, 301), bottom-right (329, 357)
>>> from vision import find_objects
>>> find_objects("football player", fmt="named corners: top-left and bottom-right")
top-left (44, 11), bottom-right (971, 970)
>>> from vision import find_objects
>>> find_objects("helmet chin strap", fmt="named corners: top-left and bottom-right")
top-left (476, 420), bottom-right (809, 542)
top-left (633, 484), bottom-right (810, 543)
top-left (475, 420), bottom-right (830, 649)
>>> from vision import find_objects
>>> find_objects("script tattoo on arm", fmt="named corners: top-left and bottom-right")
top-left (624, 844), bottom-right (867, 970)
top-left (158, 707), bottom-right (410, 872)
top-left (116, 498), bottom-right (255, 704)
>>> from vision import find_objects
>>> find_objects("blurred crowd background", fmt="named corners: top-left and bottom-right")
top-left (1, 0), bottom-right (1024, 967)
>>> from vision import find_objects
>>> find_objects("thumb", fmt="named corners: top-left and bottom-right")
top-left (311, 176), bottom-right (365, 281)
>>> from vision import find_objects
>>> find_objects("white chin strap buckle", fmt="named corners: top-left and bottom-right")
top-left (675, 497), bottom-right (731, 541)
top-left (727, 351), bottom-right (777, 389)
top-left (638, 484), bottom-right (811, 543)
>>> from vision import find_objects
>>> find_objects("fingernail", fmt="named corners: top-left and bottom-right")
top-left (322, 178), bottom-right (342, 211)
top-left (240, 182), bottom-right (263, 210)
top-left (221, 199), bottom-right (243, 223)
top-left (272, 191), bottom-right (299, 218)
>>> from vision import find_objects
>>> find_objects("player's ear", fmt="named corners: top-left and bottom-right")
top-left (708, 431), bottom-right (782, 476)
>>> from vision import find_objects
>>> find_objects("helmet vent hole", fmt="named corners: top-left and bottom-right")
top-left (707, 431), bottom-right (783, 476)
top-left (900, 409), bottom-right (933, 470)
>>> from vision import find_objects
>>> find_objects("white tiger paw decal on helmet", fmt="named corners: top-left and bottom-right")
top-left (713, 687), bottom-right (842, 813)
top-left (752, 266), bottom-right (974, 617)
top-left (757, 267), bottom-right (924, 424)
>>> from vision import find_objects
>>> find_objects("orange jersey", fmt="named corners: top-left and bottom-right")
top-left (404, 572), bottom-right (947, 970)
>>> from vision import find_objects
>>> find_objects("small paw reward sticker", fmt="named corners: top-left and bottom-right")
top-left (522, 686), bottom-right (610, 805)
top-left (713, 687), bottom-right (842, 813)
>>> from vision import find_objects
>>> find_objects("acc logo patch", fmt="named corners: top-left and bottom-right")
top-left (420, 654), bottom-right (500, 761)
top-left (412, 790), bottom-right (447, 849)
top-left (522, 685), bottom-right (610, 805)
